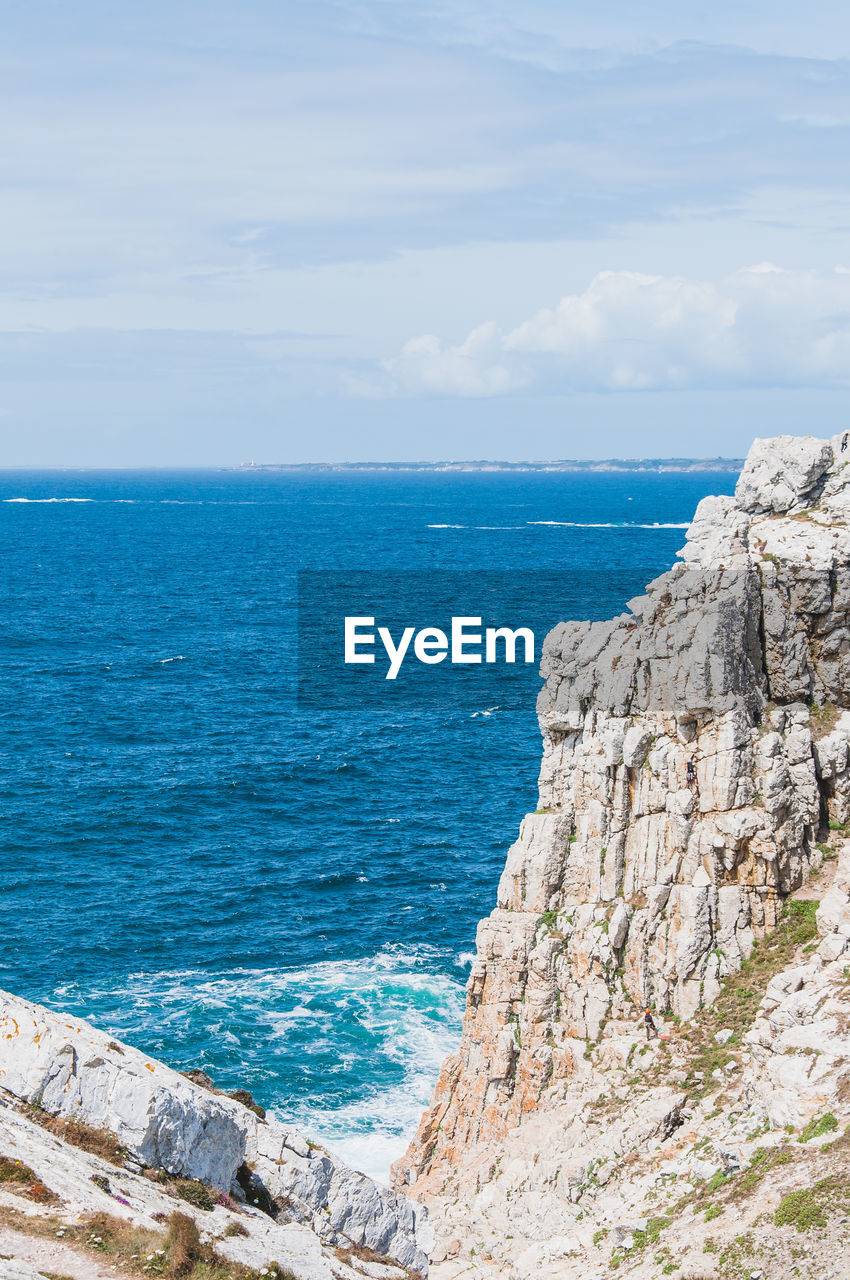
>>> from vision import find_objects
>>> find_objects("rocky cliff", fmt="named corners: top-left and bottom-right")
top-left (394, 434), bottom-right (850, 1279)
top-left (0, 989), bottom-right (430, 1280)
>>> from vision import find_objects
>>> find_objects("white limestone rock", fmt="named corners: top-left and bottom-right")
top-left (0, 989), bottom-right (430, 1276)
top-left (0, 991), bottom-right (246, 1189)
top-left (623, 727), bottom-right (653, 769)
top-left (734, 434), bottom-right (834, 514)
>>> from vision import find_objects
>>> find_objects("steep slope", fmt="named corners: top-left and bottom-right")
top-left (394, 434), bottom-right (850, 1278)
top-left (0, 990), bottom-right (431, 1280)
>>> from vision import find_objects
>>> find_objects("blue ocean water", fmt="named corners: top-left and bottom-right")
top-left (0, 468), bottom-right (736, 1181)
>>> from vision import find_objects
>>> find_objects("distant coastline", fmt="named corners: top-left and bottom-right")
top-left (233, 457), bottom-right (744, 474)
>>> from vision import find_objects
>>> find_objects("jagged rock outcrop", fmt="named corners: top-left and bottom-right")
top-left (396, 433), bottom-right (850, 1197)
top-left (0, 989), bottom-right (431, 1277)
top-left (403, 844), bottom-right (850, 1279)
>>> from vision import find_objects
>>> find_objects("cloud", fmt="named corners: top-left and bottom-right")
top-left (381, 323), bottom-right (527, 397)
top-left (381, 265), bottom-right (850, 396)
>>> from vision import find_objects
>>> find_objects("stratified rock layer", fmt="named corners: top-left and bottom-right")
top-left (396, 433), bottom-right (850, 1192)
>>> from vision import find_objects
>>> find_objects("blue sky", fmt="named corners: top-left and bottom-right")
top-left (3, 0), bottom-right (850, 464)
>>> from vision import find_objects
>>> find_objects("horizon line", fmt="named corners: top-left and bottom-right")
top-left (0, 456), bottom-right (745, 473)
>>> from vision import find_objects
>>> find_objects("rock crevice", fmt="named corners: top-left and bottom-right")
top-left (396, 433), bottom-right (850, 1192)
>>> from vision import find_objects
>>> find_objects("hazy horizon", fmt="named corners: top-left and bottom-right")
top-left (0, 454), bottom-right (745, 472)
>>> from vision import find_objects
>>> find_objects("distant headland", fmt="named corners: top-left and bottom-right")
top-left (233, 457), bottom-right (744, 474)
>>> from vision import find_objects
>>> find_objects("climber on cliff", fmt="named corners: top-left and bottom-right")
top-left (686, 757), bottom-right (697, 792)
top-left (842, 432), bottom-right (849, 453)
top-left (644, 1008), bottom-right (658, 1040)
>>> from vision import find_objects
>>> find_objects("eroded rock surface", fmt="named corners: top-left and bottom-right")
top-left (407, 846), bottom-right (850, 1279)
top-left (395, 434), bottom-right (850, 1261)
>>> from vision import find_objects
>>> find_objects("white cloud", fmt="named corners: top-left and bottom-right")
top-left (386, 323), bottom-right (527, 396)
top-left (381, 265), bottom-right (850, 396)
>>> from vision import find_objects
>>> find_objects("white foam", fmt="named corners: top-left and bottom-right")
top-left (51, 945), bottom-right (466, 1186)
top-left (426, 523), bottom-right (466, 528)
top-left (4, 497), bottom-right (94, 503)
top-left (527, 520), bottom-right (689, 528)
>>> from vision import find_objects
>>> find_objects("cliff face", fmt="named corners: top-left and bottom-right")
top-left (395, 435), bottom-right (850, 1208)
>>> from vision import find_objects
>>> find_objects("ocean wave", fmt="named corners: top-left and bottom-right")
top-left (425, 518), bottom-right (689, 530)
top-left (4, 497), bottom-right (94, 503)
top-left (527, 520), bottom-right (689, 528)
top-left (48, 944), bottom-right (465, 1185)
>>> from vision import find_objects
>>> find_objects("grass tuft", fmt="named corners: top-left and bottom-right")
top-left (0, 1154), bottom-right (59, 1204)
top-left (165, 1211), bottom-right (202, 1276)
top-left (25, 1109), bottom-right (128, 1166)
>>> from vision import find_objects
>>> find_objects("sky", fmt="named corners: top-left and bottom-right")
top-left (3, 0), bottom-right (850, 464)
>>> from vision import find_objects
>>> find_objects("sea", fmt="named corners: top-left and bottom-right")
top-left (0, 467), bottom-right (737, 1183)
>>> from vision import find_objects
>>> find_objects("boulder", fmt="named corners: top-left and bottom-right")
top-left (734, 435), bottom-right (833, 514)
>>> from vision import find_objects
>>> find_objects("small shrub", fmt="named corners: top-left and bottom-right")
top-left (0, 1155), bottom-right (58, 1204)
top-left (631, 1216), bottom-right (671, 1249)
top-left (227, 1089), bottom-right (266, 1121)
top-left (809, 701), bottom-right (841, 740)
top-left (172, 1178), bottom-right (215, 1212)
top-left (798, 1112), bottom-right (838, 1143)
top-left (182, 1068), bottom-right (215, 1091)
top-left (64, 1210), bottom-right (297, 1280)
top-left (336, 1242), bottom-right (406, 1272)
top-left (705, 1204), bottom-right (722, 1221)
top-left (774, 1187), bottom-right (828, 1230)
top-left (27, 1111), bottom-right (127, 1166)
top-left (28, 1182), bottom-right (56, 1204)
top-left (784, 897), bottom-right (818, 935)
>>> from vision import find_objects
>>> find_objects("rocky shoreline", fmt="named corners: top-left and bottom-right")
top-left (0, 989), bottom-right (430, 1280)
top-left (4, 433), bottom-right (850, 1280)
